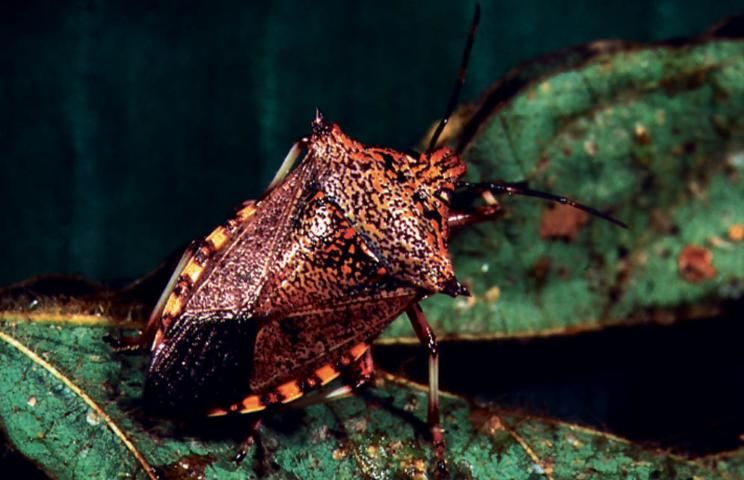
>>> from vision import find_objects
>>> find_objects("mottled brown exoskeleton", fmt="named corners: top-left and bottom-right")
top-left (125, 5), bottom-right (624, 475)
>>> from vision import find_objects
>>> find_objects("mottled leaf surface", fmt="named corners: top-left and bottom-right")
top-left (383, 32), bottom-right (744, 342)
top-left (1, 319), bottom-right (741, 479)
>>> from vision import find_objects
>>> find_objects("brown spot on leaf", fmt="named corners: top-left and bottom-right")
top-left (540, 204), bottom-right (589, 241)
top-left (583, 140), bottom-right (598, 156)
top-left (156, 454), bottom-right (214, 480)
top-left (484, 286), bottom-right (501, 303)
top-left (649, 210), bottom-right (676, 234)
top-left (483, 415), bottom-right (505, 436)
top-left (468, 408), bottom-right (506, 436)
top-left (530, 256), bottom-right (552, 285)
top-left (633, 123), bottom-right (651, 145)
top-left (534, 155), bottom-right (551, 177)
top-left (671, 141), bottom-right (698, 157)
top-left (332, 448), bottom-right (347, 461)
top-left (366, 444), bottom-right (380, 458)
top-left (678, 245), bottom-right (716, 283)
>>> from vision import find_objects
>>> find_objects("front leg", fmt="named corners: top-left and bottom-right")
top-left (105, 245), bottom-right (196, 353)
top-left (447, 204), bottom-right (502, 230)
top-left (266, 137), bottom-right (310, 190)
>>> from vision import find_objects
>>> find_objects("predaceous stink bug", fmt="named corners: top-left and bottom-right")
top-left (122, 5), bottom-right (625, 475)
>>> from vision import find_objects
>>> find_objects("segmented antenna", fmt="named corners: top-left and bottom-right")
top-left (426, 4), bottom-right (481, 154)
top-left (457, 180), bottom-right (628, 228)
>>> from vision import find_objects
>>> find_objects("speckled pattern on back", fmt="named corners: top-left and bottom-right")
top-left (145, 115), bottom-right (466, 413)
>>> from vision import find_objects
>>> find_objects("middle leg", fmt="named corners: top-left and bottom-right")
top-left (406, 303), bottom-right (448, 476)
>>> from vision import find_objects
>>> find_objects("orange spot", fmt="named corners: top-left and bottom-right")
top-left (540, 204), bottom-right (589, 241)
top-left (343, 227), bottom-right (355, 239)
top-left (679, 245), bottom-right (716, 283)
top-left (182, 260), bottom-right (204, 284)
top-left (315, 364), bottom-right (339, 385)
top-left (241, 395), bottom-right (267, 414)
top-left (729, 224), bottom-right (744, 242)
top-left (237, 205), bottom-right (256, 220)
top-left (341, 265), bottom-right (352, 275)
top-left (162, 295), bottom-right (182, 317)
top-left (207, 407), bottom-right (228, 417)
top-left (208, 394), bottom-right (266, 416)
top-left (350, 342), bottom-right (369, 360)
top-left (209, 342), bottom-right (372, 417)
top-left (206, 227), bottom-right (229, 250)
top-left (277, 381), bottom-right (303, 403)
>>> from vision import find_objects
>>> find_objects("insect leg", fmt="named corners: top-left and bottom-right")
top-left (233, 416), bottom-right (263, 465)
top-left (447, 204), bottom-right (502, 230)
top-left (326, 349), bottom-right (376, 400)
top-left (105, 244), bottom-right (196, 353)
top-left (406, 303), bottom-right (447, 475)
top-left (266, 137), bottom-right (310, 190)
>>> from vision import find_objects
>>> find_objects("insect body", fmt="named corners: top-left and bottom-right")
top-left (145, 112), bottom-right (467, 411)
top-left (132, 5), bottom-right (624, 475)
top-left (141, 111), bottom-right (469, 471)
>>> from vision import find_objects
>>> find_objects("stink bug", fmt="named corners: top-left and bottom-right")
top-left (119, 4), bottom-right (625, 475)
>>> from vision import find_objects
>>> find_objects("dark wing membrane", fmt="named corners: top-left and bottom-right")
top-left (144, 313), bottom-right (258, 414)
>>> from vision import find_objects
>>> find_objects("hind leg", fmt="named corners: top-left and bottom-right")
top-left (233, 416), bottom-right (263, 464)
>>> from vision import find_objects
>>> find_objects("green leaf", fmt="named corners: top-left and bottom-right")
top-left (382, 31), bottom-right (744, 342)
top-left (1, 319), bottom-right (741, 479)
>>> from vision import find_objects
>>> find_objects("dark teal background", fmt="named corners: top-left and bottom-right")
top-left (1, 0), bottom-right (742, 285)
